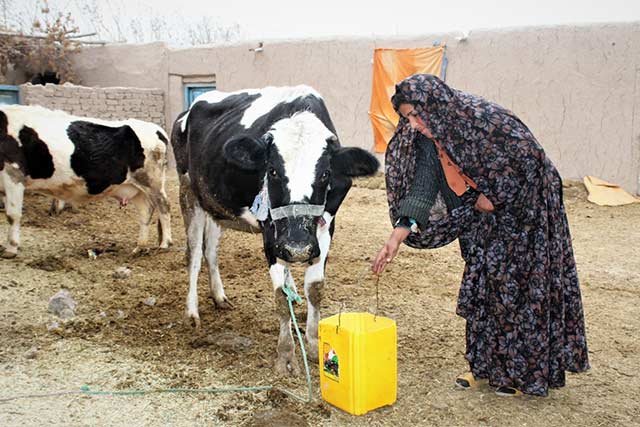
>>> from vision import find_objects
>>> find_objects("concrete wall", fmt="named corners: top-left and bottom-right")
top-left (20, 83), bottom-right (165, 128)
top-left (71, 23), bottom-right (640, 193)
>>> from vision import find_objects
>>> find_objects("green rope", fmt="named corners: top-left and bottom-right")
top-left (1, 269), bottom-right (315, 405)
top-left (280, 266), bottom-right (313, 403)
top-left (79, 385), bottom-right (272, 396)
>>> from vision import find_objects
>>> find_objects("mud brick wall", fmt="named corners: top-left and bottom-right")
top-left (19, 83), bottom-right (166, 129)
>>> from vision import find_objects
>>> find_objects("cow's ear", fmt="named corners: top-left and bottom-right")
top-left (223, 135), bottom-right (267, 170)
top-left (331, 147), bottom-right (379, 177)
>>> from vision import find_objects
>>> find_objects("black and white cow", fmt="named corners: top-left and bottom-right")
top-left (172, 85), bottom-right (379, 375)
top-left (0, 105), bottom-right (172, 258)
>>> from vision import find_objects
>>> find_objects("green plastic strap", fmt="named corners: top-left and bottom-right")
top-left (282, 267), bottom-right (302, 303)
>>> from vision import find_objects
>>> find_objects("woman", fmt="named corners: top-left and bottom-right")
top-left (372, 74), bottom-right (589, 397)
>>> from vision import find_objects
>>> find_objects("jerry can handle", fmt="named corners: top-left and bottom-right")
top-left (336, 302), bottom-right (346, 334)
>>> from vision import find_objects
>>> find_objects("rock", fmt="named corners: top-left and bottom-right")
top-left (47, 321), bottom-right (60, 331)
top-left (24, 347), bottom-right (38, 359)
top-left (113, 266), bottom-right (131, 280)
top-left (116, 310), bottom-right (125, 319)
top-left (142, 297), bottom-right (156, 307)
top-left (48, 290), bottom-right (76, 318)
top-left (59, 308), bottom-right (75, 319)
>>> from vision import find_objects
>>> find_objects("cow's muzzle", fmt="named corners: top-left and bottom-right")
top-left (272, 211), bottom-right (321, 263)
top-left (276, 240), bottom-right (320, 263)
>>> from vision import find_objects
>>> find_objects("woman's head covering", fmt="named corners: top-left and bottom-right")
top-left (385, 74), bottom-right (461, 222)
top-left (385, 73), bottom-right (539, 224)
top-left (391, 74), bottom-right (472, 145)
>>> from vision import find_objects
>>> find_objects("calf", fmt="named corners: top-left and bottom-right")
top-left (0, 105), bottom-right (172, 258)
top-left (173, 85), bottom-right (379, 375)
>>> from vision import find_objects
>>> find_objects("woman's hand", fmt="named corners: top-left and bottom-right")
top-left (475, 193), bottom-right (495, 213)
top-left (372, 227), bottom-right (410, 275)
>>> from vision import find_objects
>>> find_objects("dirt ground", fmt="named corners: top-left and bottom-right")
top-left (0, 174), bottom-right (638, 427)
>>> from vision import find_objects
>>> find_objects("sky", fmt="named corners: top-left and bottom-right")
top-left (186, 0), bottom-right (640, 40)
top-left (7, 0), bottom-right (640, 46)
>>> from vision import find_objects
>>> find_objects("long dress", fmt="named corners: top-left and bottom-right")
top-left (385, 74), bottom-right (590, 396)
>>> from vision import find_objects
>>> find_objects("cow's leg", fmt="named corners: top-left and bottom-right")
top-left (149, 187), bottom-right (172, 249)
top-left (1, 168), bottom-right (25, 259)
top-left (130, 191), bottom-right (154, 253)
top-left (185, 204), bottom-right (206, 329)
top-left (270, 263), bottom-right (300, 376)
top-left (178, 173), bottom-right (195, 264)
top-left (48, 199), bottom-right (66, 216)
top-left (303, 213), bottom-right (333, 363)
top-left (203, 216), bottom-right (232, 309)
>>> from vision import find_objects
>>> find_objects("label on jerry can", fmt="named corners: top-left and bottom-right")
top-left (323, 343), bottom-right (339, 381)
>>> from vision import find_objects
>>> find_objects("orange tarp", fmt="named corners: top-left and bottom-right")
top-left (369, 46), bottom-right (445, 153)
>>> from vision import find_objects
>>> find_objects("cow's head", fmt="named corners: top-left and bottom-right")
top-left (223, 112), bottom-right (379, 263)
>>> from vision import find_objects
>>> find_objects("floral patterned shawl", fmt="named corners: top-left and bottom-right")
top-left (385, 74), bottom-right (544, 224)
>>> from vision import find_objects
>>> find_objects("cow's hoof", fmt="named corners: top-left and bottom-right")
top-left (0, 250), bottom-right (17, 259)
top-left (274, 354), bottom-right (300, 376)
top-left (48, 202), bottom-right (62, 216)
top-left (132, 247), bottom-right (151, 256)
top-left (159, 239), bottom-right (173, 249)
top-left (213, 295), bottom-right (233, 310)
top-left (185, 310), bottom-right (201, 331)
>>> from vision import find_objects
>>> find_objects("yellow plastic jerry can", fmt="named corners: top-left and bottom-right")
top-left (318, 312), bottom-right (397, 415)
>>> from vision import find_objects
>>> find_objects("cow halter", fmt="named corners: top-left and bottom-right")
top-left (269, 203), bottom-right (325, 220)
top-left (250, 179), bottom-right (325, 221)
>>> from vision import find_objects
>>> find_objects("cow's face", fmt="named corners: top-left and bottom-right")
top-left (224, 112), bottom-right (379, 263)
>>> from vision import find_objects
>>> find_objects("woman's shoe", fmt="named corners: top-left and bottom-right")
top-left (455, 372), bottom-right (487, 389)
top-left (495, 386), bottom-right (523, 397)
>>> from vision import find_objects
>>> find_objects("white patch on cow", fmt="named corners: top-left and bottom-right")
top-left (179, 85), bottom-right (322, 133)
top-left (123, 118), bottom-right (169, 153)
top-left (3, 105), bottom-right (78, 191)
top-left (240, 85), bottom-right (322, 128)
top-left (239, 207), bottom-right (260, 229)
top-left (0, 169), bottom-right (25, 255)
top-left (269, 263), bottom-right (286, 290)
top-left (270, 112), bottom-right (334, 202)
top-left (186, 204), bottom-right (206, 325)
top-left (199, 88), bottom-right (260, 105)
top-left (203, 216), bottom-right (229, 306)
top-left (302, 212), bottom-right (333, 360)
top-left (304, 212), bottom-right (333, 285)
top-left (269, 262), bottom-right (300, 295)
